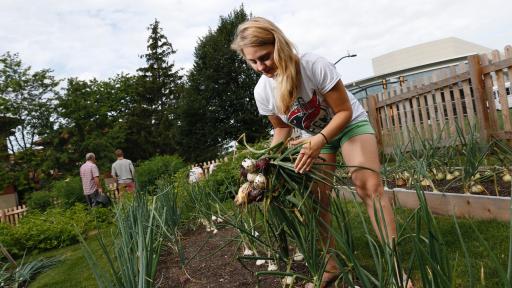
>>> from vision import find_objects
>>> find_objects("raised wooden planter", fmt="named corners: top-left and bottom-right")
top-left (337, 186), bottom-right (511, 222)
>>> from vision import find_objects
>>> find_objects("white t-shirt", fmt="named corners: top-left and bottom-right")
top-left (254, 53), bottom-right (366, 135)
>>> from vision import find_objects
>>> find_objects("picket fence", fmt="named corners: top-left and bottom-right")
top-left (0, 205), bottom-right (27, 226)
top-left (361, 45), bottom-right (512, 152)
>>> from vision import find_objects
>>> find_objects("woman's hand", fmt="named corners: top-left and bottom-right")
top-left (289, 134), bottom-right (325, 173)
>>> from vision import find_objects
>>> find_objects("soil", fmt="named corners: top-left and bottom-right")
top-left (156, 226), bottom-right (309, 288)
top-left (383, 177), bottom-right (512, 197)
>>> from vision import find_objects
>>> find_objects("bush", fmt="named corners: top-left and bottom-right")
top-left (136, 155), bottom-right (186, 194)
top-left (26, 191), bottom-right (54, 211)
top-left (51, 177), bottom-right (85, 208)
top-left (0, 204), bottom-right (113, 257)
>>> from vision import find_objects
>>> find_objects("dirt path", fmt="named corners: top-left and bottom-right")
top-left (156, 226), bottom-right (308, 287)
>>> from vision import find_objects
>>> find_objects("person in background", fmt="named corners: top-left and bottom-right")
top-left (231, 17), bottom-right (413, 288)
top-left (111, 149), bottom-right (136, 196)
top-left (80, 152), bottom-right (102, 207)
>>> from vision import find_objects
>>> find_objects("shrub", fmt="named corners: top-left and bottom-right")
top-left (51, 176), bottom-right (85, 208)
top-left (26, 191), bottom-right (54, 211)
top-left (1, 204), bottom-right (113, 257)
top-left (136, 155), bottom-right (186, 194)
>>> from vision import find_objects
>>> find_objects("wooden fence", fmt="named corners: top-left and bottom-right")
top-left (191, 157), bottom-right (230, 179)
top-left (0, 205), bottom-right (27, 226)
top-left (362, 45), bottom-right (512, 152)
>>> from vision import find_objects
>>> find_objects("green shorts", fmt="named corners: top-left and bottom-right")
top-left (319, 119), bottom-right (375, 154)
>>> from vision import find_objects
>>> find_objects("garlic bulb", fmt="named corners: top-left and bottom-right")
top-left (254, 173), bottom-right (267, 190)
top-left (242, 158), bottom-right (256, 173)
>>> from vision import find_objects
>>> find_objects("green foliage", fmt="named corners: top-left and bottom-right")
top-left (47, 76), bottom-right (131, 172)
top-left (0, 52), bottom-right (60, 198)
top-left (27, 177), bottom-right (85, 211)
top-left (26, 191), bottom-right (54, 211)
top-left (123, 19), bottom-right (184, 161)
top-left (176, 6), bottom-right (269, 162)
top-left (135, 155), bottom-right (186, 194)
top-left (0, 204), bottom-right (112, 257)
top-left (50, 177), bottom-right (85, 208)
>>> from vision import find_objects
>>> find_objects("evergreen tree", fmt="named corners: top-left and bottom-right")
top-left (176, 7), bottom-right (268, 162)
top-left (125, 19), bottom-right (183, 161)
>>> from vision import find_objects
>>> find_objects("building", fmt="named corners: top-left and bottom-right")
top-left (0, 115), bottom-right (20, 208)
top-left (345, 37), bottom-right (492, 99)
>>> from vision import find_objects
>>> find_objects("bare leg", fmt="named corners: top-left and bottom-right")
top-left (342, 134), bottom-right (413, 287)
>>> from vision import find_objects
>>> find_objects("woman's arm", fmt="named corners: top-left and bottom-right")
top-left (268, 115), bottom-right (293, 146)
top-left (294, 80), bottom-right (353, 173)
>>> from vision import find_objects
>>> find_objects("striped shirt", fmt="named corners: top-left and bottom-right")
top-left (80, 161), bottom-right (100, 195)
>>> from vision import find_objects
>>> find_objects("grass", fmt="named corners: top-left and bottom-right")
top-left (340, 202), bottom-right (509, 287)
top-left (27, 228), bottom-right (114, 288)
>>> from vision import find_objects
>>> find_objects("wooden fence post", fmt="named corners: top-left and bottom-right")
top-left (0, 209), bottom-right (4, 224)
top-left (367, 95), bottom-right (383, 150)
top-left (468, 54), bottom-right (491, 143)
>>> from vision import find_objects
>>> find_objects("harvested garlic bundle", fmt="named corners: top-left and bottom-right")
top-left (235, 182), bottom-right (252, 206)
top-left (253, 173), bottom-right (267, 190)
top-left (242, 158), bottom-right (256, 173)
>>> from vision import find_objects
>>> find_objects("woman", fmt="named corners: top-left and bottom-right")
top-left (231, 17), bottom-right (413, 288)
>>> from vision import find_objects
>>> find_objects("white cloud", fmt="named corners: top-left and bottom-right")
top-left (1, 0), bottom-right (511, 82)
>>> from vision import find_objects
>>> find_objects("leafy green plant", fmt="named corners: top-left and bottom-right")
top-left (135, 155), bottom-right (186, 194)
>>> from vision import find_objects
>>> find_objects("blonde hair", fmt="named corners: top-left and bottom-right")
top-left (231, 17), bottom-right (301, 114)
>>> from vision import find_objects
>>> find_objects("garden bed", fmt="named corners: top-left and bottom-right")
top-left (156, 226), bottom-right (309, 287)
top-left (338, 186), bottom-right (511, 221)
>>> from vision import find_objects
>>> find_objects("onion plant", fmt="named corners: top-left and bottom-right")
top-left (80, 184), bottom-right (181, 288)
top-left (0, 243), bottom-right (61, 288)
top-left (455, 124), bottom-right (490, 194)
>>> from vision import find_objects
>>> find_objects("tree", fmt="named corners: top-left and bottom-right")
top-left (0, 52), bottom-right (59, 153)
top-left (0, 52), bottom-right (60, 196)
top-left (176, 7), bottom-right (268, 162)
top-left (124, 19), bottom-right (184, 161)
top-left (47, 75), bottom-right (135, 172)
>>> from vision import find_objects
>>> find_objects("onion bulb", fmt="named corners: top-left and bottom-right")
top-left (254, 173), bottom-right (267, 190)
top-left (420, 178), bottom-right (430, 187)
top-left (246, 173), bottom-right (257, 182)
top-left (235, 182), bottom-right (252, 206)
top-left (470, 184), bottom-right (485, 193)
top-left (267, 261), bottom-right (278, 271)
top-left (242, 158), bottom-right (256, 173)
top-left (503, 172), bottom-right (512, 182)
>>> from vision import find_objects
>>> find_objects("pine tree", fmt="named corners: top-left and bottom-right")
top-left (176, 7), bottom-right (268, 162)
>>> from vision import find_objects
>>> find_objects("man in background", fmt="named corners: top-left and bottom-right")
top-left (80, 152), bottom-right (102, 207)
top-left (111, 149), bottom-right (136, 196)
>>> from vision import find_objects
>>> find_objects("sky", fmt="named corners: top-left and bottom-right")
top-left (1, 0), bottom-right (511, 83)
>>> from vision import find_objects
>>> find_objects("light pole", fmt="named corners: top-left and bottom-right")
top-left (333, 52), bottom-right (357, 65)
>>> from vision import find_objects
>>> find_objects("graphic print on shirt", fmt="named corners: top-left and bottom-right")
top-left (287, 91), bottom-right (331, 134)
